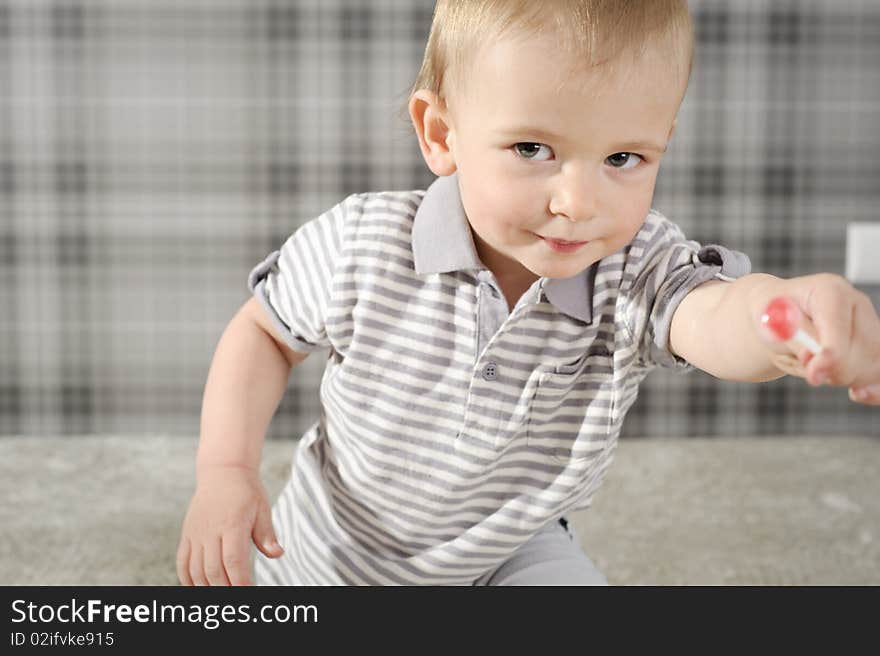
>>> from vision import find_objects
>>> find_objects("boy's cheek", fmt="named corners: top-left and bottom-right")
top-left (476, 183), bottom-right (530, 218)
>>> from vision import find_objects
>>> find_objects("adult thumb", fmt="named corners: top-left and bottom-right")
top-left (252, 501), bottom-right (284, 559)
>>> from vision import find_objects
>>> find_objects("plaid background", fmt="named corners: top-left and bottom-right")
top-left (1, 0), bottom-right (877, 439)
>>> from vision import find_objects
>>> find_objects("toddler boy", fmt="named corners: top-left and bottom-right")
top-left (178, 0), bottom-right (880, 585)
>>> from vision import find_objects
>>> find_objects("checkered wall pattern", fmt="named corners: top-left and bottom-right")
top-left (1, 0), bottom-right (877, 438)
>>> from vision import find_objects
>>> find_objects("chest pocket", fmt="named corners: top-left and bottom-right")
top-left (527, 347), bottom-right (617, 464)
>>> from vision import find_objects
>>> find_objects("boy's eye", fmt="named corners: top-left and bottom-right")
top-left (606, 152), bottom-right (643, 170)
top-left (514, 142), bottom-right (553, 161)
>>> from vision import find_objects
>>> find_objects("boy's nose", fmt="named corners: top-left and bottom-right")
top-left (549, 172), bottom-right (597, 223)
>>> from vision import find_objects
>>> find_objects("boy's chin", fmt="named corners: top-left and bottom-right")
top-left (525, 258), bottom-right (593, 280)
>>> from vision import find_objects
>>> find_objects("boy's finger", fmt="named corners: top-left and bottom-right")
top-left (176, 538), bottom-right (193, 586)
top-left (843, 302), bottom-right (880, 400)
top-left (849, 384), bottom-right (880, 406)
top-left (798, 349), bottom-right (815, 368)
top-left (189, 542), bottom-right (209, 587)
top-left (802, 279), bottom-right (854, 384)
top-left (252, 500), bottom-right (284, 558)
top-left (809, 290), bottom-right (880, 387)
top-left (203, 537), bottom-right (231, 586)
top-left (771, 313), bottom-right (820, 383)
top-left (221, 532), bottom-right (253, 586)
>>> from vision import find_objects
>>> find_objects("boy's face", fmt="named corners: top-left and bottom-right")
top-left (422, 31), bottom-right (687, 285)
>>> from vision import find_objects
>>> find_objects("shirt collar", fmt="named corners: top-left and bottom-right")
top-left (411, 172), bottom-right (595, 325)
top-left (412, 172), bottom-right (483, 274)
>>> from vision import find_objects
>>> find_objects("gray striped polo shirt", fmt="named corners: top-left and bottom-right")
top-left (247, 172), bottom-right (751, 585)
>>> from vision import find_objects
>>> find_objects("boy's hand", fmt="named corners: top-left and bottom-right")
top-left (176, 465), bottom-right (284, 586)
top-left (754, 273), bottom-right (880, 405)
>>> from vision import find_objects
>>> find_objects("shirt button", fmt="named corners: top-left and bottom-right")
top-left (482, 362), bottom-right (498, 380)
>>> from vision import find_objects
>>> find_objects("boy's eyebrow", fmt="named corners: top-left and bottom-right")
top-left (496, 125), bottom-right (565, 142)
top-left (496, 126), bottom-right (668, 153)
top-left (614, 140), bottom-right (668, 154)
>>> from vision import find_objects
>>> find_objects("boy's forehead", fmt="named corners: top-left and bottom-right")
top-left (486, 31), bottom-right (680, 96)
top-left (450, 32), bottom-right (685, 130)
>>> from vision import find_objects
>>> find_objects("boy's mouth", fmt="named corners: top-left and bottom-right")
top-left (536, 234), bottom-right (589, 253)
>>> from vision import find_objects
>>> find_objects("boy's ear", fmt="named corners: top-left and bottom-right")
top-left (408, 90), bottom-right (457, 177)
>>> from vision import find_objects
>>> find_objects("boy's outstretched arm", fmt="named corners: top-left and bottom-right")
top-left (670, 272), bottom-right (880, 404)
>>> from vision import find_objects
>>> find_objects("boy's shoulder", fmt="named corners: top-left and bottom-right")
top-left (338, 187), bottom-right (427, 231)
top-left (618, 208), bottom-right (751, 286)
top-left (320, 187), bottom-right (433, 267)
top-left (617, 208), bottom-right (693, 264)
top-left (597, 208), bottom-right (685, 269)
top-left (632, 208), bottom-right (686, 245)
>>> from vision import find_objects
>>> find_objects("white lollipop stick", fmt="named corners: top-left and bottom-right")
top-left (790, 327), bottom-right (822, 356)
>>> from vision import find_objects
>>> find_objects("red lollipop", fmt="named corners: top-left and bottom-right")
top-left (761, 297), bottom-right (800, 341)
top-left (759, 296), bottom-right (822, 354)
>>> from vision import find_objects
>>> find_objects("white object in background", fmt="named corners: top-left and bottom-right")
top-left (846, 223), bottom-right (880, 284)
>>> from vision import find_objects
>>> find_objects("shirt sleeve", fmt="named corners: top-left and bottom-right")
top-left (618, 210), bottom-right (752, 372)
top-left (247, 196), bottom-right (351, 353)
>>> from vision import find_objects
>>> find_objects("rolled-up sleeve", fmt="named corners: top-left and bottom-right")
top-left (618, 211), bottom-right (752, 371)
top-left (247, 197), bottom-right (349, 353)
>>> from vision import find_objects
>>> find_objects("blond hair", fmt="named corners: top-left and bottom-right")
top-left (403, 0), bottom-right (693, 118)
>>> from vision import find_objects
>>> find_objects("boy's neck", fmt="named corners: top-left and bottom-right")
top-left (470, 227), bottom-right (540, 310)
top-left (497, 276), bottom-right (539, 312)
top-left (473, 227), bottom-right (536, 273)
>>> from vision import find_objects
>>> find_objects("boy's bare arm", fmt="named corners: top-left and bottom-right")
top-left (196, 297), bottom-right (308, 476)
top-left (178, 299), bottom-right (308, 586)
top-left (669, 273), bottom-right (789, 383)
